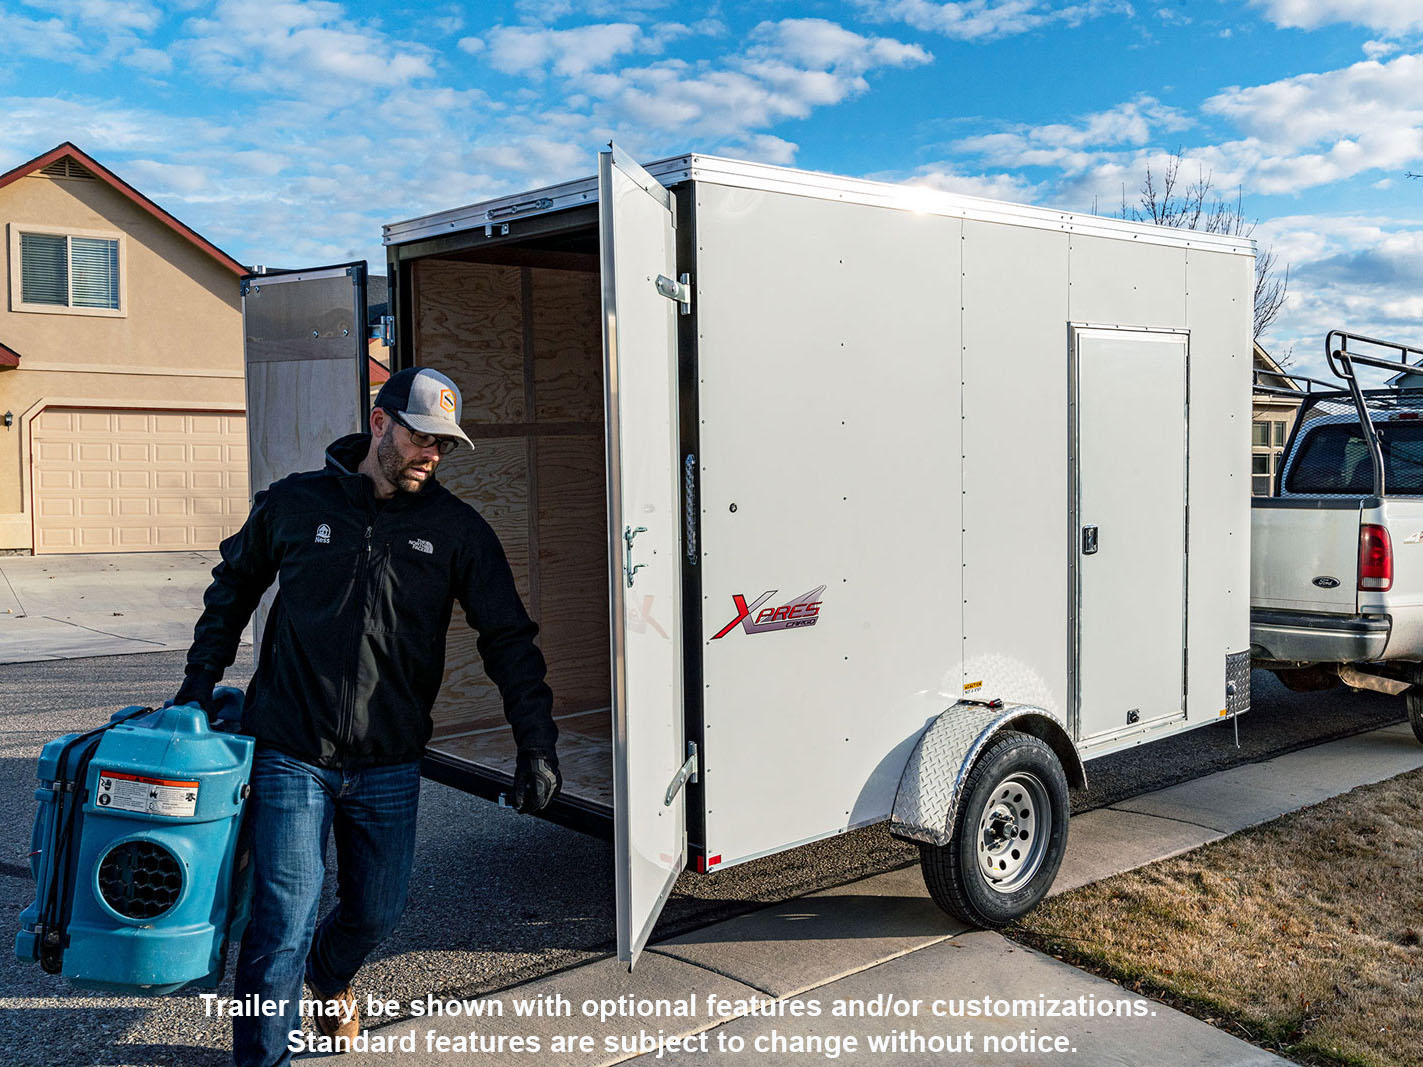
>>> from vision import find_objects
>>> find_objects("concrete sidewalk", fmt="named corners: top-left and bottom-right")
top-left (332, 721), bottom-right (1423, 1067)
top-left (0, 551), bottom-right (246, 663)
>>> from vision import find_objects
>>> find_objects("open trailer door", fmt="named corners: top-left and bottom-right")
top-left (240, 262), bottom-right (369, 641)
top-left (599, 146), bottom-right (686, 968)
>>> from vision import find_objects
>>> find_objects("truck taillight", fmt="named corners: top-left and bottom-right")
top-left (1359, 525), bottom-right (1393, 591)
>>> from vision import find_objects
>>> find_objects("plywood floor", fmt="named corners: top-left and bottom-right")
top-left (429, 706), bottom-right (613, 808)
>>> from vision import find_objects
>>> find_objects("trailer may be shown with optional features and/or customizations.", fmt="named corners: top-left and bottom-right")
top-left (238, 147), bottom-right (1255, 968)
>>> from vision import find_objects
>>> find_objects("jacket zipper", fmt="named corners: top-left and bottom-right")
top-left (340, 522), bottom-right (374, 749)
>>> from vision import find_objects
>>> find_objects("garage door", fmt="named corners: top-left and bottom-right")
top-left (32, 408), bottom-right (248, 554)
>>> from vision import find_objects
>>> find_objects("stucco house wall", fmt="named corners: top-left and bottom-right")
top-left (0, 145), bottom-right (247, 552)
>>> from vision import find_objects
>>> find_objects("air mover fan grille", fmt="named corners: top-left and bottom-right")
top-left (98, 841), bottom-right (182, 919)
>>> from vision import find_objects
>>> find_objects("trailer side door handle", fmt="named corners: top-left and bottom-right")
top-left (1082, 525), bottom-right (1099, 555)
top-left (665, 743), bottom-right (699, 806)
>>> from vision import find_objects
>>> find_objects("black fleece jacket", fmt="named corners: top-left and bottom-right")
top-left (185, 433), bottom-right (556, 768)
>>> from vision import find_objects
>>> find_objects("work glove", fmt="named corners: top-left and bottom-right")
top-left (173, 665), bottom-right (220, 715)
top-left (512, 751), bottom-right (562, 814)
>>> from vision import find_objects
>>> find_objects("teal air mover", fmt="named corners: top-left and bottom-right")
top-left (15, 690), bottom-right (253, 994)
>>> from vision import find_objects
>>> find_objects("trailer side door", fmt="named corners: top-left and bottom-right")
top-left (598, 146), bottom-right (686, 968)
top-left (1072, 326), bottom-right (1188, 744)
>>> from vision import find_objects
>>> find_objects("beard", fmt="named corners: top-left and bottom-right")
top-left (376, 427), bottom-right (435, 494)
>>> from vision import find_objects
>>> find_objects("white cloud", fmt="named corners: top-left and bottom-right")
top-left (485, 22), bottom-right (680, 77)
top-left (123, 46), bottom-right (173, 74)
top-left (1155, 6), bottom-right (1190, 25)
top-left (23, 0), bottom-right (162, 34)
top-left (1363, 38), bottom-right (1400, 58)
top-left (121, 159), bottom-right (213, 195)
top-left (1202, 52), bottom-right (1423, 192)
top-left (0, 11), bottom-right (85, 60)
top-left (536, 18), bottom-right (931, 147)
top-left (713, 133), bottom-right (800, 166)
top-left (907, 162), bottom-right (1043, 201)
top-left (1249, 0), bottom-right (1423, 35)
top-left (514, 0), bottom-right (673, 20)
top-left (952, 95), bottom-right (1189, 170)
top-left (854, 0), bottom-right (1133, 41)
top-left (180, 0), bottom-right (436, 94)
top-left (1248, 214), bottom-right (1423, 367)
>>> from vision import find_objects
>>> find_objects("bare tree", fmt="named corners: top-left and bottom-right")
top-left (1120, 148), bottom-right (1289, 339)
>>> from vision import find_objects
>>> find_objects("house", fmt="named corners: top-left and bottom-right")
top-left (1251, 340), bottom-right (1302, 496)
top-left (0, 143), bottom-right (248, 554)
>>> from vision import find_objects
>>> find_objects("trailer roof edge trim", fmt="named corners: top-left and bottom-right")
top-left (382, 152), bottom-right (1255, 258)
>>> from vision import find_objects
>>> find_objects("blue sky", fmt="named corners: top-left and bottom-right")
top-left (4, 0), bottom-right (1422, 374)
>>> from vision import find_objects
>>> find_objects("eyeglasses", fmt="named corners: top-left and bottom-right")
top-left (386, 409), bottom-right (459, 455)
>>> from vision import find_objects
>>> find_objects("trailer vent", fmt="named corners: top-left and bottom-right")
top-left (98, 841), bottom-right (183, 920)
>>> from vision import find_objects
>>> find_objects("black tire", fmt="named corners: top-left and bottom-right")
top-left (1406, 666), bottom-right (1423, 745)
top-left (919, 730), bottom-right (1069, 928)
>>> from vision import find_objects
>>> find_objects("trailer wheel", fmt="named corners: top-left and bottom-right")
top-left (1406, 666), bottom-right (1423, 745)
top-left (919, 731), bottom-right (1069, 928)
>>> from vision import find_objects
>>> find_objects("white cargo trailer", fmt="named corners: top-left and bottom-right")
top-left (240, 148), bottom-right (1255, 967)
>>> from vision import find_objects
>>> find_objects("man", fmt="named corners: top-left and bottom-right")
top-left (176, 367), bottom-right (560, 1067)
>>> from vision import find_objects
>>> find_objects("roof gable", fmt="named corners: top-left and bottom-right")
top-left (0, 143), bottom-right (246, 276)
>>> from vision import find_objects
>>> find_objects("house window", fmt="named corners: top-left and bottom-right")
top-left (1252, 417), bottom-right (1292, 495)
top-left (9, 226), bottom-right (124, 316)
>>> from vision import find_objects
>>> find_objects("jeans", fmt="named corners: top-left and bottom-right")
top-left (232, 749), bottom-right (421, 1067)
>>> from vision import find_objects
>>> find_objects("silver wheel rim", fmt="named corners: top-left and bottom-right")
top-left (976, 771), bottom-right (1051, 894)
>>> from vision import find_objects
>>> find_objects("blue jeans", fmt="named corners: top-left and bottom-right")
top-left (232, 749), bottom-right (421, 1067)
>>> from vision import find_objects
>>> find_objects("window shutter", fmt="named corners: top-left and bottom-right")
top-left (70, 237), bottom-right (120, 309)
top-left (21, 233), bottom-right (68, 305)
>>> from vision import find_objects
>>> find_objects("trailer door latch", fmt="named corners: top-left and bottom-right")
top-left (665, 743), bottom-right (699, 806)
top-left (623, 525), bottom-right (648, 587)
top-left (654, 273), bottom-right (693, 315)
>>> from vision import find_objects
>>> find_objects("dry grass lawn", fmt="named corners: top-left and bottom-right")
top-left (1011, 768), bottom-right (1423, 1067)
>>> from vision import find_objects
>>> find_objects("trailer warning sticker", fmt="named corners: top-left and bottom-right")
top-left (95, 769), bottom-right (200, 818)
top-left (712, 586), bottom-right (825, 639)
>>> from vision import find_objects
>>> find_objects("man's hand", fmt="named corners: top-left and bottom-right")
top-left (512, 751), bottom-right (562, 814)
top-left (173, 666), bottom-right (219, 714)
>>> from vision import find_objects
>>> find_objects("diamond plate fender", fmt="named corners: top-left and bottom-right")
top-left (1226, 650), bottom-right (1251, 716)
top-left (888, 702), bottom-right (1085, 847)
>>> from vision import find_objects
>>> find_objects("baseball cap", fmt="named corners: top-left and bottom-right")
top-left (374, 367), bottom-right (473, 449)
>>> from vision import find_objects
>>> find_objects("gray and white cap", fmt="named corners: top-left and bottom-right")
top-left (374, 367), bottom-right (473, 449)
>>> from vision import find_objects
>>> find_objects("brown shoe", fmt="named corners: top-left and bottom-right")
top-left (311, 985), bottom-right (359, 1042)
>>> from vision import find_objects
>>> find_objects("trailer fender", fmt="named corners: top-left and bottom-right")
top-left (888, 702), bottom-right (1085, 847)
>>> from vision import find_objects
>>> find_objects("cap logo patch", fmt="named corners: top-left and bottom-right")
top-left (315, 524), bottom-right (331, 545)
top-left (439, 388), bottom-right (456, 414)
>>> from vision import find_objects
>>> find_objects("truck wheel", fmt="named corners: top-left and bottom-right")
top-left (919, 731), bottom-right (1069, 928)
top-left (1406, 669), bottom-right (1423, 745)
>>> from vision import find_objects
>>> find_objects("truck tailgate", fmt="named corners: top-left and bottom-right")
top-left (1251, 499), bottom-right (1360, 613)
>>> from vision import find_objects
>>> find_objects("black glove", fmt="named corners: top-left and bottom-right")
top-left (173, 665), bottom-right (220, 714)
top-left (512, 751), bottom-right (562, 814)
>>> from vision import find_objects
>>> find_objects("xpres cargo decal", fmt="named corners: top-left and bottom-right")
top-left (712, 585), bottom-right (826, 639)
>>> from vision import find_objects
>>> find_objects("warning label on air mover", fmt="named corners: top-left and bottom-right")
top-left (95, 769), bottom-right (199, 817)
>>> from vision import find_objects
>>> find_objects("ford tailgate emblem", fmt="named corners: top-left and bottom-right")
top-left (1313, 576), bottom-right (1340, 588)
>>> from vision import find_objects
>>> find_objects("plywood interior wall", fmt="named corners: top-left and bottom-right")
top-left (413, 256), bottom-right (611, 801)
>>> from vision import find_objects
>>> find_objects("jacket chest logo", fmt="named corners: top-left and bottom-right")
top-left (409, 538), bottom-right (433, 555)
top-left (315, 523), bottom-right (332, 544)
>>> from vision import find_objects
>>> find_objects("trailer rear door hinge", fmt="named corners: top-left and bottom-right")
top-left (664, 743), bottom-right (699, 806)
top-left (655, 273), bottom-right (693, 315)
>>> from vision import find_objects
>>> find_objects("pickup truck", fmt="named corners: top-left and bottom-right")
top-left (1250, 332), bottom-right (1423, 744)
